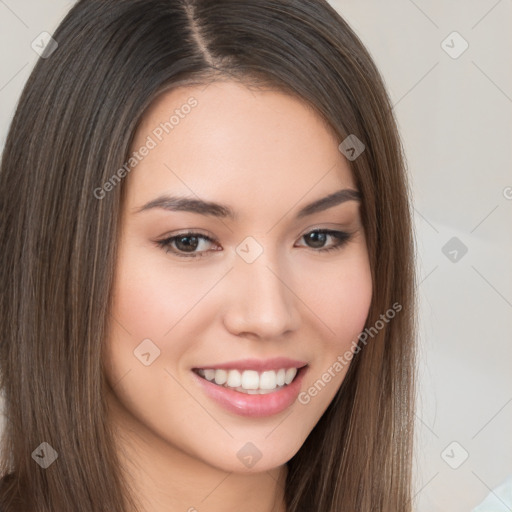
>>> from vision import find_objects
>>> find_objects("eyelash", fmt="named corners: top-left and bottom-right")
top-left (155, 229), bottom-right (353, 259)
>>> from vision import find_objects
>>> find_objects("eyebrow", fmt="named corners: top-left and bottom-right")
top-left (132, 188), bottom-right (361, 220)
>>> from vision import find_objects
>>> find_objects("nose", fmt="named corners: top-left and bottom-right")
top-left (222, 250), bottom-right (301, 340)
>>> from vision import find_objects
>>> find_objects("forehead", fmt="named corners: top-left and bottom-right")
top-left (125, 80), bottom-right (356, 216)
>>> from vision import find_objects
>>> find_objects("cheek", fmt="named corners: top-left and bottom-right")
top-left (102, 247), bottom-right (218, 426)
top-left (294, 247), bottom-right (372, 415)
top-left (284, 248), bottom-right (372, 442)
top-left (298, 244), bottom-right (373, 344)
top-left (110, 244), bottom-right (219, 342)
top-left (104, 242), bottom-right (230, 394)
top-left (337, 261), bottom-right (373, 339)
top-left (335, 255), bottom-right (373, 353)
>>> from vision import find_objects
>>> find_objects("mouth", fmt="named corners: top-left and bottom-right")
top-left (191, 361), bottom-right (310, 418)
top-left (192, 365), bottom-right (307, 395)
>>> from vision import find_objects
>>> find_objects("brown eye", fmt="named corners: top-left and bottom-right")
top-left (174, 234), bottom-right (201, 252)
top-left (155, 228), bottom-right (352, 259)
top-left (156, 232), bottom-right (219, 258)
top-left (298, 229), bottom-right (352, 252)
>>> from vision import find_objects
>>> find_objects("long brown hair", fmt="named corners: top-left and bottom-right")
top-left (0, 1), bottom-right (417, 510)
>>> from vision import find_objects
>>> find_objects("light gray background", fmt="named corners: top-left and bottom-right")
top-left (1, 1), bottom-right (511, 511)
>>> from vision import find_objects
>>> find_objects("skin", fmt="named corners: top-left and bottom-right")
top-left (102, 80), bottom-right (373, 512)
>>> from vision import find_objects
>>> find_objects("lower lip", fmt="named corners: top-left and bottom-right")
top-left (191, 366), bottom-right (308, 418)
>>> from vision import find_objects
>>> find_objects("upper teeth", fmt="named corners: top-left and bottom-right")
top-left (196, 368), bottom-right (298, 391)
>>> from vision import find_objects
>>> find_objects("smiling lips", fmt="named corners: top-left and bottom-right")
top-left (192, 356), bottom-right (308, 397)
top-left (194, 367), bottom-right (299, 394)
top-left (192, 362), bottom-right (309, 417)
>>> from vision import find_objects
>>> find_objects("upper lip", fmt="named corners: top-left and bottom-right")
top-left (193, 357), bottom-right (308, 372)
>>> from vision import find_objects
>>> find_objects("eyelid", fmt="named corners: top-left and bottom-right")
top-left (154, 226), bottom-right (356, 259)
top-left (157, 222), bottom-right (355, 242)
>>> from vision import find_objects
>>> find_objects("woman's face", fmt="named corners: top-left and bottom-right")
top-left (103, 80), bottom-right (372, 474)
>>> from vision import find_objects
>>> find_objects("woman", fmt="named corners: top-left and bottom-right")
top-left (0, 1), bottom-right (417, 511)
